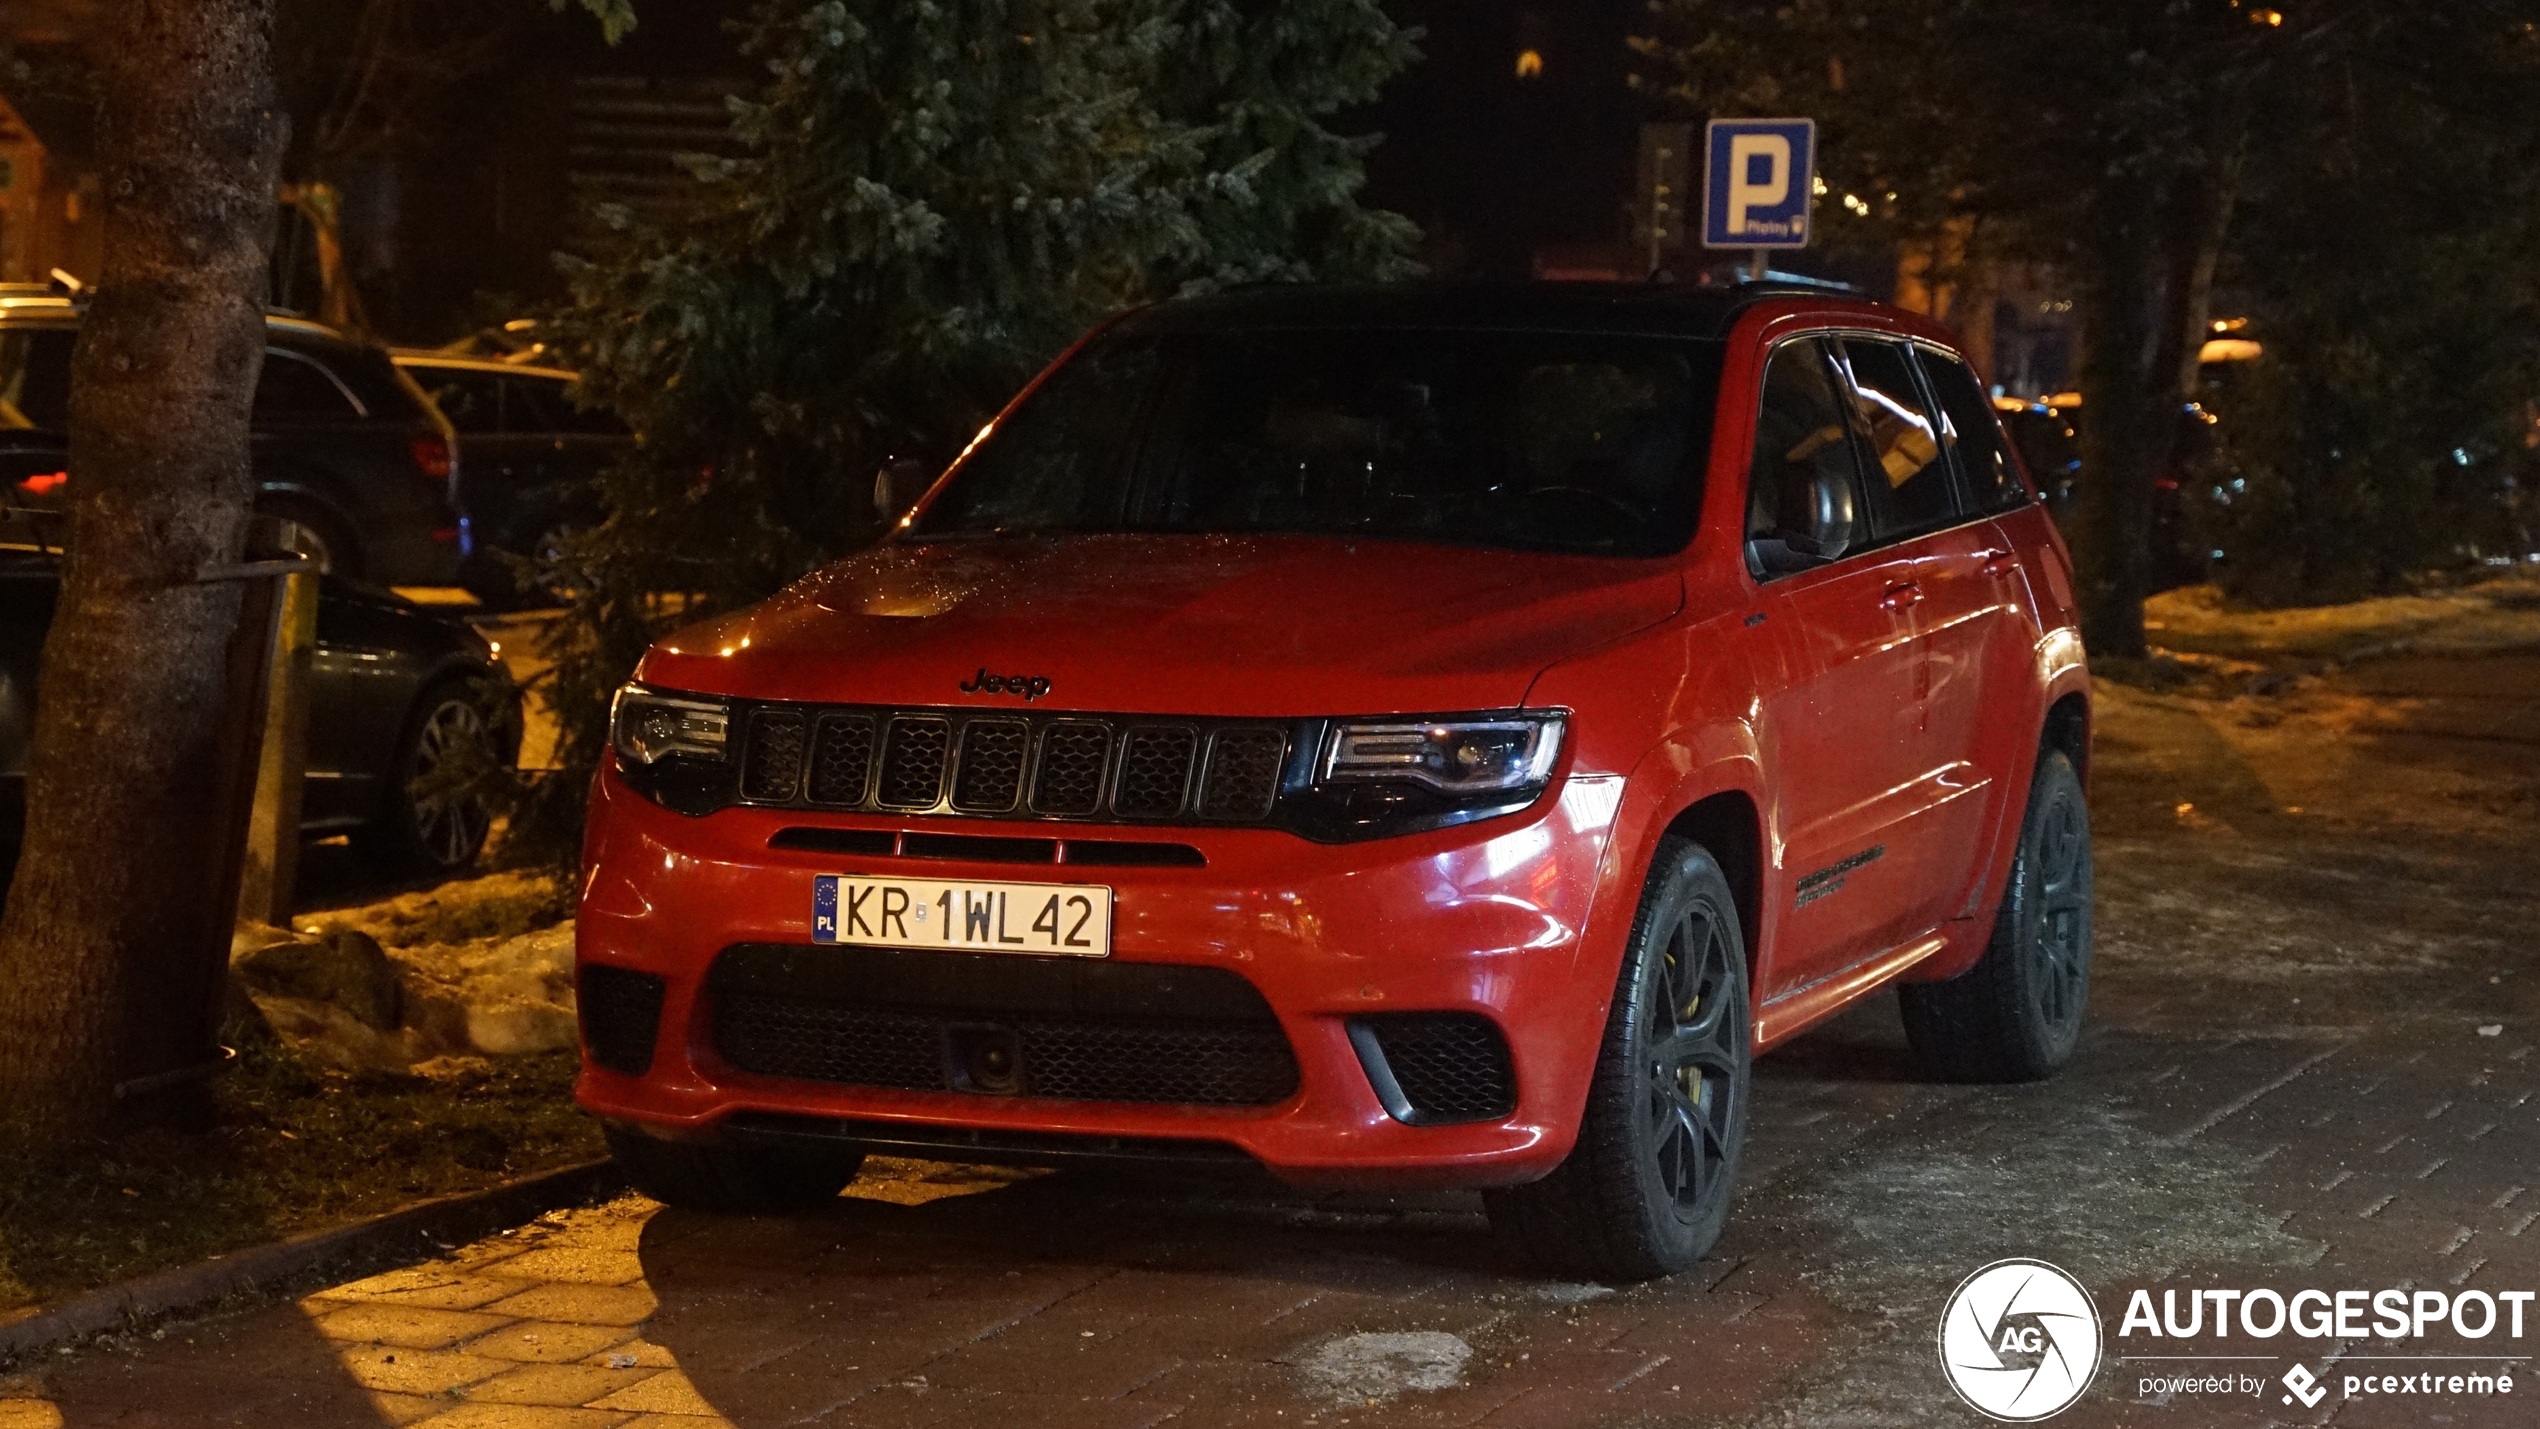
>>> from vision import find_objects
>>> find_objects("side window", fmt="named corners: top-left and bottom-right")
top-left (1915, 346), bottom-right (2028, 513)
top-left (1745, 337), bottom-right (1867, 578)
top-left (254, 350), bottom-right (362, 421)
top-left (0, 329), bottom-right (76, 430)
top-left (417, 369), bottom-right (504, 435)
top-left (1833, 338), bottom-right (1958, 537)
top-left (503, 376), bottom-right (567, 433)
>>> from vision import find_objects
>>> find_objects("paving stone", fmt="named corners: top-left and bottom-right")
top-left (461, 1323), bottom-right (640, 1365)
top-left (331, 1344), bottom-right (514, 1395)
top-left (459, 1361), bottom-right (660, 1408)
top-left (307, 1304), bottom-right (516, 1351)
top-left (477, 1282), bottom-right (661, 1326)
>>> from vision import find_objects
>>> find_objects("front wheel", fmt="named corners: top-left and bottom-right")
top-left (1898, 748), bottom-right (2094, 1082)
top-left (1485, 837), bottom-right (1752, 1281)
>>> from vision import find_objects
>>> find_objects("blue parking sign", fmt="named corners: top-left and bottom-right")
top-left (1703, 119), bottom-right (1815, 249)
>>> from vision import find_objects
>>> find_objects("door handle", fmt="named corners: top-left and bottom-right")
top-left (1879, 580), bottom-right (1924, 610)
top-left (1978, 548), bottom-right (2021, 577)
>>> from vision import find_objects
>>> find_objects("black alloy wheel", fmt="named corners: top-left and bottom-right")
top-left (356, 682), bottom-right (501, 874)
top-left (1486, 837), bottom-right (1753, 1281)
top-left (1899, 748), bottom-right (2095, 1081)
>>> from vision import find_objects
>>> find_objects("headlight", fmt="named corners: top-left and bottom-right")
top-left (1323, 717), bottom-right (1564, 794)
top-left (1287, 711), bottom-right (1567, 841)
top-left (610, 683), bottom-right (734, 815)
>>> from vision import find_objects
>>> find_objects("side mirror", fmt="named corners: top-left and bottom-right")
top-left (1803, 467), bottom-right (1858, 560)
top-left (873, 458), bottom-right (932, 522)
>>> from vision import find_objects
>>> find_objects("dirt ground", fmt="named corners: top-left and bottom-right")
top-left (4, 577), bottom-right (2536, 1428)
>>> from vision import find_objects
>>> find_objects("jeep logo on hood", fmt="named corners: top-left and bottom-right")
top-left (959, 667), bottom-right (1052, 701)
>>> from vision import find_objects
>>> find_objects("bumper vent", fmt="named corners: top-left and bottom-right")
top-left (708, 944), bottom-right (1300, 1108)
top-left (734, 703), bottom-right (1291, 827)
top-left (1350, 1013), bottom-right (1516, 1125)
top-left (578, 965), bottom-right (666, 1076)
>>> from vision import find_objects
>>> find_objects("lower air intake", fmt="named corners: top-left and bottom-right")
top-left (1350, 1012), bottom-right (1516, 1125)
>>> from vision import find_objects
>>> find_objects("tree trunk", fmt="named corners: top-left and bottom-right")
top-left (2071, 156), bottom-right (2239, 659)
top-left (0, 0), bottom-right (285, 1147)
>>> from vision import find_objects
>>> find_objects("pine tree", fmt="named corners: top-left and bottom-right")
top-left (514, 0), bottom-right (1418, 856)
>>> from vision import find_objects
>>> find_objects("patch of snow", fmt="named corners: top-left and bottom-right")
top-left (1293, 1331), bottom-right (1472, 1401)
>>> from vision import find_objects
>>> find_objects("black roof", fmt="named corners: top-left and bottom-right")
top-left (1117, 280), bottom-right (1875, 341)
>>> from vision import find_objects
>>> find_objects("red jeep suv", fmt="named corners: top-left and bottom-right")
top-left (576, 283), bottom-right (2094, 1280)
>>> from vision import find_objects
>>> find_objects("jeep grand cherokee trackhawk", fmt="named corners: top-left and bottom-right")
top-left (575, 283), bottom-right (2094, 1280)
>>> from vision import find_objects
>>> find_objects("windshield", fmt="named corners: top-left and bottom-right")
top-left (907, 327), bottom-right (1727, 557)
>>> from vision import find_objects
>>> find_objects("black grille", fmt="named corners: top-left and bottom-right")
top-left (808, 714), bottom-right (878, 805)
top-left (877, 716), bottom-right (951, 808)
top-left (735, 702), bottom-right (1294, 830)
top-left (1201, 728), bottom-right (1286, 820)
top-left (951, 720), bottom-right (1029, 812)
top-left (740, 710), bottom-right (808, 802)
top-left (1114, 726), bottom-right (1198, 818)
top-left (1352, 1013), bottom-right (1515, 1124)
top-left (579, 965), bottom-right (666, 1076)
top-left (1033, 722), bottom-right (1111, 815)
top-left (708, 944), bottom-right (1299, 1108)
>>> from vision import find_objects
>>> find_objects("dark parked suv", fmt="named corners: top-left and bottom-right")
top-left (395, 354), bottom-right (629, 605)
top-left (0, 293), bottom-right (463, 584)
top-left (0, 530), bottom-right (518, 872)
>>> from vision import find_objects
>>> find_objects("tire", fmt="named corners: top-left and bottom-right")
top-left (256, 494), bottom-right (363, 580)
top-left (1899, 748), bottom-right (2094, 1082)
top-left (352, 679), bottom-right (502, 874)
top-left (1485, 837), bottom-right (1753, 1282)
top-left (604, 1125), bottom-right (863, 1214)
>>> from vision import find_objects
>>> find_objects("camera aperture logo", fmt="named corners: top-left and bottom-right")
top-left (1940, 1259), bottom-right (2103, 1421)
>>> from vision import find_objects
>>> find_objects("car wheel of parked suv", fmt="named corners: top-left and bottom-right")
top-left (354, 680), bottom-right (503, 873)
top-left (603, 1126), bottom-right (864, 1214)
top-left (1899, 749), bottom-right (2095, 1082)
top-left (1486, 837), bottom-right (1752, 1281)
top-left (257, 495), bottom-right (363, 580)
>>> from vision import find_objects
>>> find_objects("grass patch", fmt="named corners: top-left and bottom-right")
top-left (0, 1040), bottom-right (599, 1317)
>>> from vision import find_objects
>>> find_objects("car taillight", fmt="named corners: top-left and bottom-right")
top-left (410, 434), bottom-right (452, 482)
top-left (16, 471), bottom-right (66, 495)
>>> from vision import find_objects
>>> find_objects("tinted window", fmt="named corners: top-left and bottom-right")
top-left (254, 350), bottom-right (360, 420)
top-left (415, 368), bottom-right (504, 435)
top-left (0, 328), bottom-right (75, 430)
top-left (1916, 346), bottom-right (2028, 513)
top-left (1745, 338), bottom-right (1867, 577)
top-left (1834, 338), bottom-right (1957, 536)
top-left (913, 330), bottom-right (1725, 558)
top-left (503, 375), bottom-right (571, 433)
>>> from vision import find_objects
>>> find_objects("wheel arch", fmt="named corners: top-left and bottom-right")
top-left (2042, 689), bottom-right (2091, 785)
top-left (1660, 789), bottom-right (1763, 972)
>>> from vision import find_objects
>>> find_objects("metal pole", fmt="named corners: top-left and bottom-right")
top-left (235, 540), bottom-right (317, 928)
top-left (1751, 249), bottom-right (1770, 282)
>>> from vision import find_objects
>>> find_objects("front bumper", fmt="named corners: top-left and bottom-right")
top-left (574, 762), bottom-right (1628, 1188)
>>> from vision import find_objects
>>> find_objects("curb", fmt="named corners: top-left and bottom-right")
top-left (0, 1157), bottom-right (623, 1365)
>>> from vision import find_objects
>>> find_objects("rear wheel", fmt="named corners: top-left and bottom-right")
top-left (256, 494), bottom-right (362, 580)
top-left (604, 1126), bottom-right (863, 1214)
top-left (1485, 837), bottom-right (1751, 1281)
top-left (1898, 749), bottom-right (2094, 1082)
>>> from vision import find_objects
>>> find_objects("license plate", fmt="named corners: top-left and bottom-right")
top-left (812, 874), bottom-right (1111, 957)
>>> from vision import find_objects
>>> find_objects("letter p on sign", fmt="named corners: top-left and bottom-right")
top-left (1704, 118), bottom-right (1815, 250)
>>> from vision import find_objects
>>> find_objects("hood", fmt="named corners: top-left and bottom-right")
top-left (638, 533), bottom-right (1682, 716)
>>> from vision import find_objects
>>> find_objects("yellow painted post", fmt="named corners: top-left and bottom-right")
top-left (234, 542), bottom-right (318, 929)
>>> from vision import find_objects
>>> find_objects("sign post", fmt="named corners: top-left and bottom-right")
top-left (1702, 118), bottom-right (1815, 281)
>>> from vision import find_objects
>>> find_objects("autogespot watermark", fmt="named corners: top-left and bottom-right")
top-left (1939, 1259), bottom-right (2104, 1421)
top-left (1939, 1268), bottom-right (2533, 1419)
top-left (2121, 1285), bottom-right (2528, 1412)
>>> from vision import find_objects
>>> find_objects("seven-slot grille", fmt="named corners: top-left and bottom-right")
top-left (737, 705), bottom-right (1291, 825)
